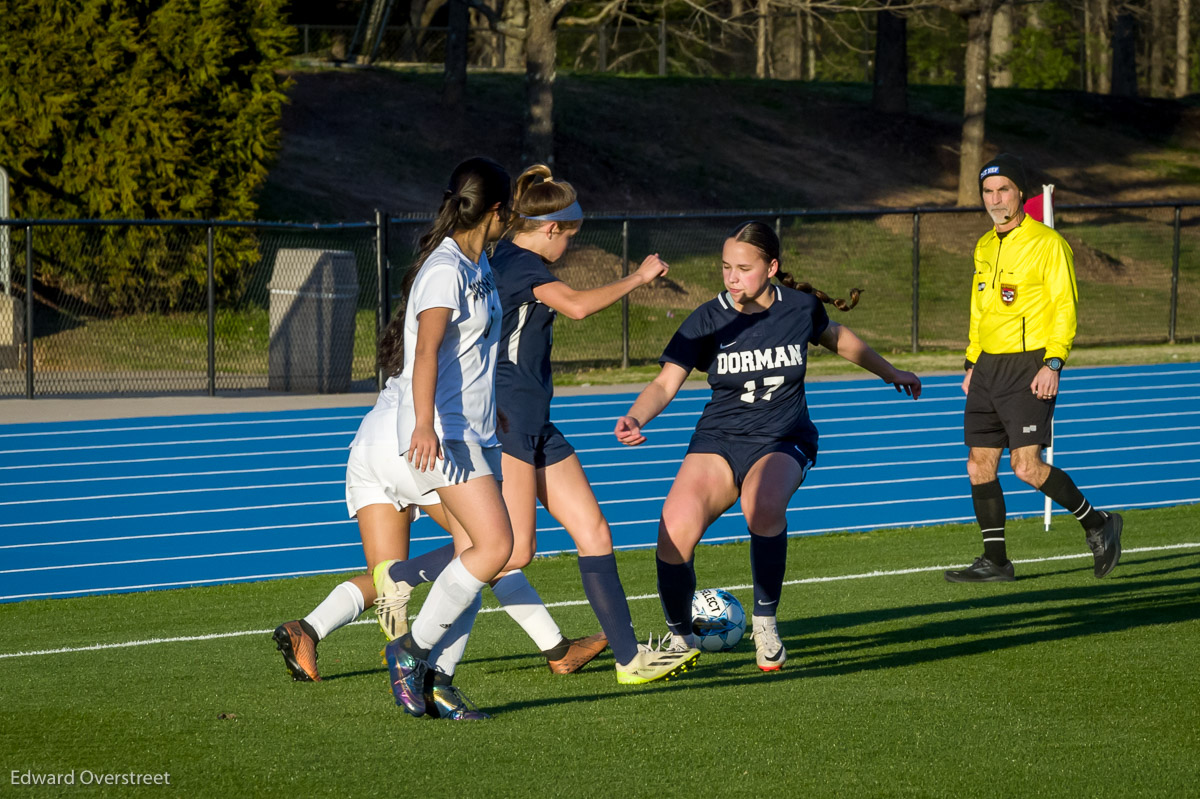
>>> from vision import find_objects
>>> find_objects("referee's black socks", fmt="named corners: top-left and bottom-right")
top-left (1039, 466), bottom-right (1107, 532)
top-left (972, 480), bottom-right (1008, 564)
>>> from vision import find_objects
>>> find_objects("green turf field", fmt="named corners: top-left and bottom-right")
top-left (3, 506), bottom-right (1198, 797)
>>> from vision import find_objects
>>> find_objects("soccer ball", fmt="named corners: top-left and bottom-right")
top-left (690, 588), bottom-right (746, 652)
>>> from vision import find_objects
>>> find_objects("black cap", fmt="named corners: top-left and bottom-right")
top-left (978, 153), bottom-right (1028, 200)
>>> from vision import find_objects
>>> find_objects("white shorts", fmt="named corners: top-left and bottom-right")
top-left (406, 439), bottom-right (503, 497)
top-left (344, 440), bottom-right (501, 518)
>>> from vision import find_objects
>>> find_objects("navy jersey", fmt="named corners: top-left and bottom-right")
top-left (661, 284), bottom-right (830, 444)
top-left (492, 240), bottom-right (562, 434)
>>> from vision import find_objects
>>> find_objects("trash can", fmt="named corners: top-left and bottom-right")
top-left (267, 248), bottom-right (358, 393)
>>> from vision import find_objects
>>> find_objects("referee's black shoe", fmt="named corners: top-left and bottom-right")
top-left (1086, 512), bottom-right (1123, 579)
top-left (944, 555), bottom-right (1016, 583)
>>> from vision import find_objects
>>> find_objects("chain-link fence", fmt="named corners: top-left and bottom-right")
top-left (2, 202), bottom-right (1196, 398)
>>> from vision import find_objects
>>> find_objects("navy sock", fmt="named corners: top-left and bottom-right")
top-left (1039, 466), bottom-right (1106, 531)
top-left (578, 554), bottom-right (638, 666)
top-left (749, 527), bottom-right (788, 618)
top-left (389, 543), bottom-right (454, 586)
top-left (655, 556), bottom-right (696, 640)
top-left (972, 480), bottom-right (1008, 564)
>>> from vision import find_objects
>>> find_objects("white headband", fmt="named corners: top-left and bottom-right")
top-left (521, 200), bottom-right (583, 222)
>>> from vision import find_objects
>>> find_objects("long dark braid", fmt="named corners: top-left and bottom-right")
top-left (728, 220), bottom-right (862, 311)
top-left (377, 157), bottom-right (512, 377)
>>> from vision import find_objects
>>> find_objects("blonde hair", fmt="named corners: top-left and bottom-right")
top-left (508, 164), bottom-right (580, 235)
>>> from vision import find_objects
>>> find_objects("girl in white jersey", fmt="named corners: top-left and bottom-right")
top-left (616, 221), bottom-right (922, 673)
top-left (374, 157), bottom-right (516, 720)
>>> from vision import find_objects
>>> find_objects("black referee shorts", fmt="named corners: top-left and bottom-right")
top-left (964, 350), bottom-right (1055, 450)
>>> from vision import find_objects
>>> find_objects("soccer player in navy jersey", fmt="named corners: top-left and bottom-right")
top-left (615, 221), bottom-right (922, 671)
top-left (482, 163), bottom-right (699, 684)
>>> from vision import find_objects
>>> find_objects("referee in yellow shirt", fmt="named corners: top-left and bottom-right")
top-left (945, 154), bottom-right (1123, 582)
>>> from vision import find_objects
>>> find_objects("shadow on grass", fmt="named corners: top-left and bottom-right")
top-left (445, 550), bottom-right (1200, 713)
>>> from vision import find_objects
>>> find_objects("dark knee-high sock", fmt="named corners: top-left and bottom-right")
top-left (578, 554), bottom-right (638, 666)
top-left (656, 556), bottom-right (696, 640)
top-left (749, 527), bottom-right (788, 618)
top-left (1038, 466), bottom-right (1106, 531)
top-left (973, 480), bottom-right (1008, 563)
top-left (389, 543), bottom-right (454, 586)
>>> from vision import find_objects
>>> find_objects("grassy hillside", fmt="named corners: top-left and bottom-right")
top-left (256, 68), bottom-right (1200, 222)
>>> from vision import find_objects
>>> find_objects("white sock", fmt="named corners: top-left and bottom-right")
top-left (303, 581), bottom-right (364, 641)
top-left (491, 570), bottom-right (563, 652)
top-left (411, 557), bottom-right (486, 651)
top-left (428, 592), bottom-right (482, 678)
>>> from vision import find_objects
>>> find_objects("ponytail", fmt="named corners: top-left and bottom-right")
top-left (378, 157), bottom-right (512, 376)
top-left (507, 164), bottom-right (580, 236)
top-left (728, 220), bottom-right (861, 312)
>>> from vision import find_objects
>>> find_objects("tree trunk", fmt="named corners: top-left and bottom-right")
top-left (1151, 0), bottom-right (1168, 97)
top-left (872, 4), bottom-right (908, 114)
top-left (502, 0), bottom-right (528, 71)
top-left (1178, 0), bottom-right (1193, 97)
top-left (443, 0), bottom-right (469, 108)
top-left (990, 1), bottom-right (1013, 88)
top-left (523, 1), bottom-right (556, 166)
top-left (806, 4), bottom-right (816, 80)
top-left (958, 2), bottom-right (994, 206)
top-left (757, 0), bottom-right (770, 79)
top-left (1111, 9), bottom-right (1138, 96)
top-left (1096, 0), bottom-right (1112, 93)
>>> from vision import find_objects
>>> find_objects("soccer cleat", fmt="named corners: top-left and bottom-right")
top-left (372, 559), bottom-right (415, 640)
top-left (751, 617), bottom-right (786, 672)
top-left (273, 621), bottom-right (320, 682)
top-left (1086, 511), bottom-right (1123, 578)
top-left (944, 555), bottom-right (1016, 583)
top-left (385, 638), bottom-right (428, 717)
top-left (426, 685), bottom-right (490, 721)
top-left (547, 633), bottom-right (609, 675)
top-left (615, 634), bottom-right (699, 685)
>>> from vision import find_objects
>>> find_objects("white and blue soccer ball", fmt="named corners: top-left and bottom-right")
top-left (690, 588), bottom-right (746, 652)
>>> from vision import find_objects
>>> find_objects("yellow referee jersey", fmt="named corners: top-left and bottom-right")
top-left (966, 214), bottom-right (1078, 365)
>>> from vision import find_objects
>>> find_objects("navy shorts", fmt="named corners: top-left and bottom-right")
top-left (965, 350), bottom-right (1056, 450)
top-left (687, 432), bottom-right (815, 488)
top-left (497, 423), bottom-right (576, 469)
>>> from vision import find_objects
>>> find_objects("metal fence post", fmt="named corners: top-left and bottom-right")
top-left (207, 224), bottom-right (216, 396)
top-left (621, 218), bottom-right (630, 369)
top-left (1170, 205), bottom-right (1181, 344)
top-left (376, 209), bottom-right (389, 391)
top-left (25, 224), bottom-right (33, 398)
top-left (911, 212), bottom-right (920, 353)
top-left (658, 17), bottom-right (667, 76)
top-left (1, 166), bottom-right (10, 295)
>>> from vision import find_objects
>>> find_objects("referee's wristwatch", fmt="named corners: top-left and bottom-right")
top-left (1044, 357), bottom-right (1064, 372)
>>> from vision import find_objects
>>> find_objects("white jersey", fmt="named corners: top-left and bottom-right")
top-left (356, 237), bottom-right (501, 452)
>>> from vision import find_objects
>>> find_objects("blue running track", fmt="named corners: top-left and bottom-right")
top-left (2, 363), bottom-right (1198, 603)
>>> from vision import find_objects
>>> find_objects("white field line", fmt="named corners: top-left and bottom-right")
top-left (0, 519), bottom-right (360, 550)
top-left (4, 431), bottom-right (354, 455)
top-left (552, 381), bottom-right (1200, 421)
top-left (6, 465), bottom-right (1198, 542)
top-left (0, 413), bottom-right (366, 439)
top-left (0, 447), bottom-right (347, 472)
top-left (549, 367), bottom-right (1200, 411)
top-left (0, 479), bottom-right (343, 507)
top-left (3, 541), bottom-right (1197, 660)
top-left (0, 462), bottom-right (345, 489)
top-left (0, 500), bottom-right (345, 529)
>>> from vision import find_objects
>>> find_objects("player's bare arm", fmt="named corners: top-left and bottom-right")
top-left (615, 362), bottom-right (690, 445)
top-left (818, 322), bottom-right (922, 399)
top-left (409, 306), bottom-right (451, 471)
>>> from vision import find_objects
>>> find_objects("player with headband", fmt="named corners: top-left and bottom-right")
top-left (377, 163), bottom-right (700, 684)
